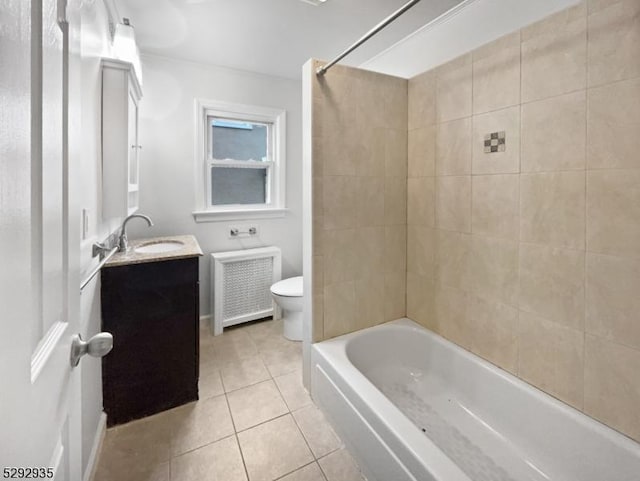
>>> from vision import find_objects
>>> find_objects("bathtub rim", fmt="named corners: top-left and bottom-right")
top-left (312, 318), bottom-right (640, 480)
top-left (313, 320), bottom-right (472, 481)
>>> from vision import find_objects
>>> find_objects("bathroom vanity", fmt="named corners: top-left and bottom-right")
top-left (101, 235), bottom-right (203, 426)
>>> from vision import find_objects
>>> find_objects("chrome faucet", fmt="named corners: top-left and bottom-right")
top-left (117, 214), bottom-right (154, 252)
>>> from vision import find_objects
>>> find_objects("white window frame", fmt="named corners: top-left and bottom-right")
top-left (192, 98), bottom-right (287, 222)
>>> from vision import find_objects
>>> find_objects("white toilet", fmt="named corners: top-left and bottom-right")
top-left (270, 276), bottom-right (303, 341)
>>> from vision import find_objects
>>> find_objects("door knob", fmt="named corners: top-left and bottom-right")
top-left (70, 332), bottom-right (114, 367)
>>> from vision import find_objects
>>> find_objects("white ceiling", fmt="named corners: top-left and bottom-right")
top-left (364, 0), bottom-right (580, 78)
top-left (116, 0), bottom-right (463, 79)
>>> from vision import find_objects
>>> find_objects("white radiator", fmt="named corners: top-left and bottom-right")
top-left (210, 246), bottom-right (282, 335)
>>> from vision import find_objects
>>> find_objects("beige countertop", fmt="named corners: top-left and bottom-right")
top-left (105, 235), bottom-right (203, 267)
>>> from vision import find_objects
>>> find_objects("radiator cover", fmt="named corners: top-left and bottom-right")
top-left (210, 246), bottom-right (281, 335)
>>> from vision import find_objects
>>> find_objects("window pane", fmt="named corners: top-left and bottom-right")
top-left (211, 118), bottom-right (268, 161)
top-left (211, 167), bottom-right (267, 205)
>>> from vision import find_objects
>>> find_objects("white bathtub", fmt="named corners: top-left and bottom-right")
top-left (311, 318), bottom-right (640, 481)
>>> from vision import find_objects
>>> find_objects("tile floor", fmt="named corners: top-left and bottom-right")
top-left (93, 318), bottom-right (365, 481)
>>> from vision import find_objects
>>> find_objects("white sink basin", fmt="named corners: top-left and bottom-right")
top-left (134, 240), bottom-right (185, 254)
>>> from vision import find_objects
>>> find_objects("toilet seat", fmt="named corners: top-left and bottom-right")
top-left (270, 276), bottom-right (303, 297)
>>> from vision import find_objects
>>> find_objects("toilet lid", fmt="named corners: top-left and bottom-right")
top-left (271, 276), bottom-right (303, 297)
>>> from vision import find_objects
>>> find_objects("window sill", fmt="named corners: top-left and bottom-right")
top-left (192, 208), bottom-right (288, 223)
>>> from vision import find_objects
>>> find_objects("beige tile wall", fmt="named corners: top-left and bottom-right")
top-left (406, 0), bottom-right (640, 443)
top-left (311, 61), bottom-right (408, 341)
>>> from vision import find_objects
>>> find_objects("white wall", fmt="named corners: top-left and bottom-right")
top-left (78, 1), bottom-right (128, 476)
top-left (128, 54), bottom-right (303, 317)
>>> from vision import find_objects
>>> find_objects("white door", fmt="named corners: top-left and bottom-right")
top-left (1, 0), bottom-right (85, 478)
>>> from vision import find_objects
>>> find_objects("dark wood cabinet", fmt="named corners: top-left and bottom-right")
top-left (101, 256), bottom-right (200, 427)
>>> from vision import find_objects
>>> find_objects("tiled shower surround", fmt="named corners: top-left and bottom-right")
top-left (310, 0), bottom-right (640, 443)
top-left (310, 61), bottom-right (408, 341)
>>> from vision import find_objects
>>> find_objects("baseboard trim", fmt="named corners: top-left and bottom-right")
top-left (83, 412), bottom-right (106, 481)
top-left (199, 314), bottom-right (212, 327)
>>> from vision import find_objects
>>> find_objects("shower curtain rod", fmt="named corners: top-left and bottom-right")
top-left (316, 0), bottom-right (422, 76)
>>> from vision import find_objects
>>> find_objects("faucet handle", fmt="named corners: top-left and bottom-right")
top-left (92, 242), bottom-right (111, 259)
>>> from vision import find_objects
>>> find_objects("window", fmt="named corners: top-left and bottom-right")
top-left (193, 100), bottom-right (287, 222)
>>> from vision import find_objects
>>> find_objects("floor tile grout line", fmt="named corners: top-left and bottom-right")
top-left (317, 448), bottom-right (367, 481)
top-left (222, 374), bottom-right (272, 395)
top-left (290, 406), bottom-right (319, 460)
top-left (230, 323), bottom-right (362, 478)
top-left (273, 380), bottom-right (293, 413)
top-left (111, 375), bottom-right (290, 424)
top-left (272, 460), bottom-right (328, 481)
top-left (316, 457), bottom-right (332, 481)
top-left (166, 385), bottom-right (252, 480)
top-left (201, 359), bottom-right (300, 395)
top-left (222, 391), bottom-right (238, 433)
top-left (166, 388), bottom-right (239, 462)
top-left (290, 404), bottom-right (345, 461)
top-left (230, 395), bottom-right (333, 477)
top-left (154, 397), bottom-right (354, 480)
top-left (233, 432), bottom-right (252, 481)
top-left (315, 445), bottom-right (345, 463)
top-left (170, 432), bottom-right (237, 461)
top-left (228, 371), bottom-right (316, 434)
top-left (272, 370), bottom-right (300, 414)
top-left (234, 412), bottom-right (290, 435)
top-left (237, 411), bottom-right (316, 480)
top-left (167, 385), bottom-right (307, 461)
top-left (164, 439), bottom-right (337, 481)
top-left (227, 380), bottom-right (290, 433)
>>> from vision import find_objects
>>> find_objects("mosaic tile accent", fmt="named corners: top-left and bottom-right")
top-left (484, 131), bottom-right (506, 153)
